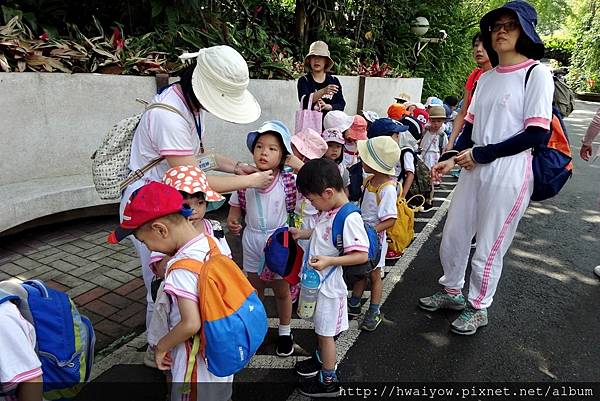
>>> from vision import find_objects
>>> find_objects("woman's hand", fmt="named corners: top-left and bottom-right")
top-left (316, 99), bottom-right (332, 111)
top-left (309, 255), bottom-right (333, 271)
top-left (236, 162), bottom-right (259, 175)
top-left (431, 159), bottom-right (455, 182)
top-left (455, 148), bottom-right (476, 170)
top-left (248, 170), bottom-right (274, 189)
top-left (580, 143), bottom-right (593, 161)
top-left (319, 84), bottom-right (339, 98)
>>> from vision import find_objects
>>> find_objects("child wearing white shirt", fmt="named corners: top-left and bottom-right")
top-left (291, 158), bottom-right (369, 398)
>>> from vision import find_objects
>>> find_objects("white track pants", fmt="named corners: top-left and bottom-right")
top-left (439, 152), bottom-right (533, 309)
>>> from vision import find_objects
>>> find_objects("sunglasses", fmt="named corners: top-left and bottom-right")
top-left (490, 20), bottom-right (519, 33)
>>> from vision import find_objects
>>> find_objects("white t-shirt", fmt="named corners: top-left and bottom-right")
top-left (396, 150), bottom-right (415, 178)
top-left (0, 301), bottom-right (42, 396)
top-left (309, 206), bottom-right (370, 298)
top-left (342, 142), bottom-right (359, 168)
top-left (465, 59), bottom-right (553, 144)
top-left (129, 84), bottom-right (206, 184)
top-left (338, 164), bottom-right (350, 187)
top-left (229, 173), bottom-right (289, 232)
top-left (163, 234), bottom-right (233, 387)
top-left (360, 179), bottom-right (398, 267)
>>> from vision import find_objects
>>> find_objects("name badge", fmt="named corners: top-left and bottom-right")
top-left (198, 153), bottom-right (217, 171)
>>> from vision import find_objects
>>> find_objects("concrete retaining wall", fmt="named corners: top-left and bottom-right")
top-left (0, 72), bottom-right (422, 231)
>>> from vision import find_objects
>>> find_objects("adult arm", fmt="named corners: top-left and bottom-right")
top-left (165, 155), bottom-right (273, 192)
top-left (470, 126), bottom-right (550, 164)
top-left (581, 107), bottom-right (600, 161)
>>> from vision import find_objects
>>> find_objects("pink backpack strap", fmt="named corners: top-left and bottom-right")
top-left (237, 189), bottom-right (246, 211)
top-left (281, 172), bottom-right (297, 214)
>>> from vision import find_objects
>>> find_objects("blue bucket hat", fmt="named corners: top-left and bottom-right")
top-left (480, 1), bottom-right (544, 67)
top-left (367, 117), bottom-right (409, 139)
top-left (246, 120), bottom-right (293, 154)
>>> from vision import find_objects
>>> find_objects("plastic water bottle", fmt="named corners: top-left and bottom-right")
top-left (297, 267), bottom-right (320, 320)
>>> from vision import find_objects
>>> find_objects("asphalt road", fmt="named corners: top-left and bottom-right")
top-left (338, 100), bottom-right (600, 385)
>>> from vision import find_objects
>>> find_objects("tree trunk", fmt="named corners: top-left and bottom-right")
top-left (294, 0), bottom-right (307, 47)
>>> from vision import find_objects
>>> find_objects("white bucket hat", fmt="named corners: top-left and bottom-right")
top-left (180, 45), bottom-right (261, 124)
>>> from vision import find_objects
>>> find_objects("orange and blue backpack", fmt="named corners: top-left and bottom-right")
top-left (525, 64), bottom-right (574, 201)
top-left (167, 236), bottom-right (267, 380)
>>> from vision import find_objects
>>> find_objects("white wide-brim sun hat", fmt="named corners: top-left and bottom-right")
top-left (181, 45), bottom-right (261, 124)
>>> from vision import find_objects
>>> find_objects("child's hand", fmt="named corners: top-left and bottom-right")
top-left (227, 218), bottom-right (242, 236)
top-left (285, 154), bottom-right (304, 173)
top-left (155, 349), bottom-right (172, 371)
top-left (309, 255), bottom-right (333, 271)
top-left (289, 227), bottom-right (301, 240)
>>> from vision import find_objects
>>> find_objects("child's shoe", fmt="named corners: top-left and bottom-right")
top-left (347, 298), bottom-right (361, 317)
top-left (360, 310), bottom-right (382, 331)
top-left (298, 371), bottom-right (340, 398)
top-left (386, 250), bottom-right (403, 260)
top-left (450, 305), bottom-right (488, 335)
top-left (594, 265), bottom-right (600, 278)
top-left (295, 351), bottom-right (322, 378)
top-left (275, 334), bottom-right (294, 357)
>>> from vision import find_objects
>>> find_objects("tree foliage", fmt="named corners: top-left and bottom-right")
top-left (0, 0), bottom-right (590, 97)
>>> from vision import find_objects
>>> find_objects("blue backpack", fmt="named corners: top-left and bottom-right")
top-left (525, 64), bottom-right (574, 201)
top-left (167, 236), bottom-right (267, 379)
top-left (331, 203), bottom-right (382, 278)
top-left (0, 280), bottom-right (95, 401)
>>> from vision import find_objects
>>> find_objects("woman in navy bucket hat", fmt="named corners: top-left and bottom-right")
top-left (479, 1), bottom-right (544, 67)
top-left (420, 1), bottom-right (554, 335)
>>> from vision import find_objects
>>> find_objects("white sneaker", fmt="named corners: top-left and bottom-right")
top-left (143, 345), bottom-right (158, 369)
top-left (594, 265), bottom-right (600, 279)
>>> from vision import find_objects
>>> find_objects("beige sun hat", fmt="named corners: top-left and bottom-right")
top-left (303, 41), bottom-right (334, 71)
top-left (357, 137), bottom-right (401, 176)
top-left (180, 45), bottom-right (261, 124)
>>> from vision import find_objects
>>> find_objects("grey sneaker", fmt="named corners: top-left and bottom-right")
top-left (360, 311), bottom-right (382, 331)
top-left (418, 291), bottom-right (466, 312)
top-left (450, 306), bottom-right (488, 335)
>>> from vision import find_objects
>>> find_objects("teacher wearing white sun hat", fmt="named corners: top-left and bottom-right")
top-left (120, 45), bottom-right (272, 368)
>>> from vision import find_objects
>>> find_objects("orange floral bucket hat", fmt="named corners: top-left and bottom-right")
top-left (162, 165), bottom-right (225, 212)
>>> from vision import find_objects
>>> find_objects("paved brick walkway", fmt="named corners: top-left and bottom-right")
top-left (0, 216), bottom-right (146, 350)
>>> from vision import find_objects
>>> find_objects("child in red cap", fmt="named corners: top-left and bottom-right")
top-left (108, 182), bottom-right (233, 401)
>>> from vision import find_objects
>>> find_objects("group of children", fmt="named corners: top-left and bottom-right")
top-left (98, 104), bottom-right (431, 399)
top-left (0, 100), bottom-right (459, 401)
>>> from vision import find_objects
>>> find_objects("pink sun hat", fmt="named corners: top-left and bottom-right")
top-left (291, 128), bottom-right (328, 159)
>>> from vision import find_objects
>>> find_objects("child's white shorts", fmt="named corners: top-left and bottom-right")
top-left (313, 293), bottom-right (349, 337)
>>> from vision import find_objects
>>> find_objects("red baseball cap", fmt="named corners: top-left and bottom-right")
top-left (108, 182), bottom-right (186, 244)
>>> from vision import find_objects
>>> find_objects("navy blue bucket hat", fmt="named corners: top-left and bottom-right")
top-left (480, 1), bottom-right (544, 67)
top-left (367, 117), bottom-right (409, 139)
